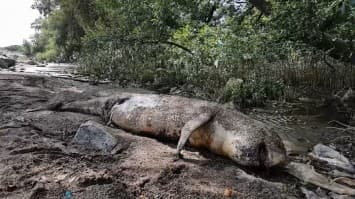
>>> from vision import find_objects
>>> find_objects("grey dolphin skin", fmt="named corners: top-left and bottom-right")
top-left (57, 93), bottom-right (287, 167)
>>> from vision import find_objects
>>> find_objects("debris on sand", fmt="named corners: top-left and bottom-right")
top-left (69, 168), bottom-right (114, 187)
top-left (329, 169), bottom-right (355, 179)
top-left (286, 162), bottom-right (355, 195)
top-left (300, 187), bottom-right (354, 199)
top-left (310, 144), bottom-right (355, 174)
top-left (300, 187), bottom-right (325, 199)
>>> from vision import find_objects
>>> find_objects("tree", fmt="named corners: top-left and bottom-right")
top-left (31, 0), bottom-right (97, 61)
top-left (246, 0), bottom-right (354, 62)
top-left (31, 0), bottom-right (59, 16)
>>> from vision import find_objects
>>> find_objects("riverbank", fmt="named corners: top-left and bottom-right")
top-left (0, 47), bottom-right (354, 198)
top-left (0, 72), bottom-right (302, 198)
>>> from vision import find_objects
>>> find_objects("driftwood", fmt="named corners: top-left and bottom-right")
top-left (309, 144), bottom-right (355, 174)
top-left (286, 162), bottom-right (355, 196)
top-left (327, 120), bottom-right (355, 135)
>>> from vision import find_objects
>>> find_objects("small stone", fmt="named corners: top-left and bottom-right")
top-left (73, 121), bottom-right (118, 152)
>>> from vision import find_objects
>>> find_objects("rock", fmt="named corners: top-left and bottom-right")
top-left (36, 64), bottom-right (46, 67)
top-left (25, 60), bottom-right (38, 65)
top-left (0, 55), bottom-right (16, 68)
top-left (73, 121), bottom-right (118, 152)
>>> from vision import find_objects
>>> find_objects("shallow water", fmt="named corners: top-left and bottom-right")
top-left (14, 63), bottom-right (77, 78)
top-left (248, 103), bottom-right (355, 162)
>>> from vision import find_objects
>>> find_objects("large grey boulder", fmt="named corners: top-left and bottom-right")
top-left (0, 55), bottom-right (16, 68)
top-left (73, 121), bottom-right (118, 152)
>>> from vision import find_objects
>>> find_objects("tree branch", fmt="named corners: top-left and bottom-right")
top-left (248, 0), bottom-right (271, 15)
top-left (161, 41), bottom-right (193, 54)
top-left (323, 52), bottom-right (336, 72)
top-left (205, 2), bottom-right (218, 23)
top-left (142, 40), bottom-right (193, 55)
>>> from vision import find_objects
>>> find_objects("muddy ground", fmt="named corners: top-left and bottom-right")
top-left (0, 72), bottom-right (354, 199)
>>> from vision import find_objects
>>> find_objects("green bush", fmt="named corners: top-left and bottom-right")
top-left (72, 0), bottom-right (353, 108)
top-left (35, 37), bottom-right (59, 62)
top-left (3, 45), bottom-right (23, 52)
top-left (22, 40), bottom-right (33, 56)
top-left (223, 77), bottom-right (285, 107)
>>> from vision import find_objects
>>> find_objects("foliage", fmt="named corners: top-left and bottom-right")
top-left (31, 0), bottom-right (59, 16)
top-left (22, 40), bottom-right (33, 56)
top-left (224, 78), bottom-right (285, 106)
top-left (29, 0), bottom-right (95, 62)
top-left (30, 0), bottom-right (355, 107)
top-left (269, 0), bottom-right (355, 62)
top-left (3, 45), bottom-right (24, 52)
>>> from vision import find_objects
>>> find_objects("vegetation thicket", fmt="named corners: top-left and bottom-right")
top-left (26, 0), bottom-right (355, 106)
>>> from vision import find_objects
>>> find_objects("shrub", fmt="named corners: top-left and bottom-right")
top-left (223, 77), bottom-right (285, 107)
top-left (22, 40), bottom-right (33, 56)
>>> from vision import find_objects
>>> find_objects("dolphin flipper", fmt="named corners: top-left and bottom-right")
top-left (176, 112), bottom-right (213, 156)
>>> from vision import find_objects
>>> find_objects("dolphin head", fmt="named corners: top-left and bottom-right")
top-left (228, 126), bottom-right (287, 167)
top-left (259, 131), bottom-right (287, 167)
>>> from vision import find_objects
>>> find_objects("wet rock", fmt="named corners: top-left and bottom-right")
top-left (73, 121), bottom-right (118, 152)
top-left (0, 55), bottom-right (16, 68)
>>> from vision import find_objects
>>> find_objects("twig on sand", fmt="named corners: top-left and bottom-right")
top-left (327, 120), bottom-right (355, 135)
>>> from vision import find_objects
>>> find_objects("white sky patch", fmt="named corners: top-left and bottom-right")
top-left (0, 0), bottom-right (40, 47)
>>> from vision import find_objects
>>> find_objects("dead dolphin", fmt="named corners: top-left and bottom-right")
top-left (53, 93), bottom-right (287, 167)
